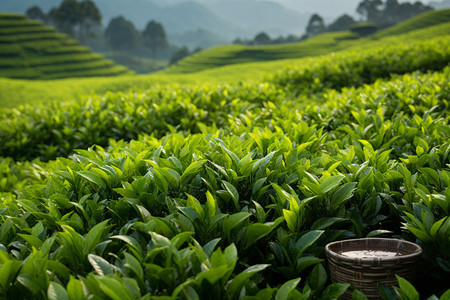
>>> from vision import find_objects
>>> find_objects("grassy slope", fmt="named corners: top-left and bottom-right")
top-left (1, 17), bottom-right (449, 108)
top-left (163, 9), bottom-right (450, 74)
top-left (374, 8), bottom-right (450, 38)
top-left (163, 32), bottom-right (360, 74)
top-left (0, 13), bottom-right (132, 79)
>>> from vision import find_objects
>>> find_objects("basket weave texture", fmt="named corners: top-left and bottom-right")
top-left (325, 238), bottom-right (422, 299)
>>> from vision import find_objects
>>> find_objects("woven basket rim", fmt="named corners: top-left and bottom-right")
top-left (325, 238), bottom-right (422, 263)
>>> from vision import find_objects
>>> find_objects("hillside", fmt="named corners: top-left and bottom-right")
top-left (374, 8), bottom-right (450, 38)
top-left (165, 9), bottom-right (450, 74)
top-left (0, 13), bottom-right (131, 80)
top-left (163, 32), bottom-right (360, 74)
top-left (1, 20), bottom-right (449, 109)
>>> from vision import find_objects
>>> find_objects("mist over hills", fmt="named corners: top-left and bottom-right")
top-left (1, 0), bottom-right (448, 49)
top-left (206, 1), bottom-right (309, 37)
top-left (0, 0), bottom-right (309, 48)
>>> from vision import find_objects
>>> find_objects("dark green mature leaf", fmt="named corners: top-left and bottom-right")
top-left (296, 256), bottom-right (324, 273)
top-left (227, 264), bottom-right (269, 298)
top-left (308, 263), bottom-right (327, 291)
top-left (311, 217), bottom-right (344, 230)
top-left (246, 223), bottom-right (272, 248)
top-left (320, 283), bottom-right (350, 300)
top-left (331, 182), bottom-right (357, 208)
top-left (223, 212), bottom-right (251, 240)
top-left (252, 177), bottom-right (267, 195)
top-left (379, 285), bottom-right (397, 300)
top-left (295, 230), bottom-right (324, 256)
top-left (203, 238), bottom-right (221, 257)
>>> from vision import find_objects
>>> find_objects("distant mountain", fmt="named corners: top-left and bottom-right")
top-left (205, 0), bottom-right (309, 38)
top-left (157, 2), bottom-right (239, 38)
top-left (169, 28), bottom-right (230, 49)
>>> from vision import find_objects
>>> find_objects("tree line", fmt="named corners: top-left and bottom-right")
top-left (234, 0), bottom-right (433, 46)
top-left (26, 0), bottom-right (434, 63)
top-left (306, 0), bottom-right (432, 37)
top-left (25, 0), bottom-right (190, 65)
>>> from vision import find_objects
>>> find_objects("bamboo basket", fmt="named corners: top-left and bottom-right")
top-left (325, 238), bottom-right (422, 299)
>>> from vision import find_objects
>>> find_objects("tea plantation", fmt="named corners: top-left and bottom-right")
top-left (0, 13), bottom-right (131, 79)
top-left (0, 13), bottom-right (450, 300)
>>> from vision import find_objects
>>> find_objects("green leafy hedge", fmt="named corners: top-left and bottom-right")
top-left (1, 37), bottom-right (449, 162)
top-left (0, 65), bottom-right (449, 298)
top-left (1, 33), bottom-right (450, 299)
top-left (271, 38), bottom-right (450, 95)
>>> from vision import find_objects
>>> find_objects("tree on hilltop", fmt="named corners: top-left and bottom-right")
top-left (356, 0), bottom-right (432, 28)
top-left (44, 0), bottom-right (102, 40)
top-left (254, 32), bottom-right (271, 45)
top-left (105, 16), bottom-right (138, 53)
top-left (26, 6), bottom-right (46, 23)
top-left (142, 20), bottom-right (168, 59)
top-left (78, 0), bottom-right (102, 42)
top-left (49, 0), bottom-right (82, 37)
top-left (357, 0), bottom-right (383, 23)
top-left (328, 14), bottom-right (356, 32)
top-left (306, 14), bottom-right (326, 37)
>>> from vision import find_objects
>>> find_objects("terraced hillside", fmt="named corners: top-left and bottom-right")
top-left (164, 31), bottom-right (360, 74)
top-left (0, 13), bottom-right (132, 79)
top-left (374, 8), bottom-right (450, 38)
top-left (165, 9), bottom-right (450, 74)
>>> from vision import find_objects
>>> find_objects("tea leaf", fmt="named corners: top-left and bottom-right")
top-left (275, 277), bottom-right (301, 300)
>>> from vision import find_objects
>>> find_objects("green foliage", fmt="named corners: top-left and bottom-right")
top-left (0, 13), bottom-right (132, 80)
top-left (374, 8), bottom-right (450, 38)
top-left (272, 38), bottom-right (449, 95)
top-left (0, 29), bottom-right (450, 299)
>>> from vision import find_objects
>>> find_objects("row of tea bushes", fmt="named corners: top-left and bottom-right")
top-left (271, 37), bottom-right (449, 95)
top-left (0, 66), bottom-right (449, 298)
top-left (0, 37), bottom-right (449, 162)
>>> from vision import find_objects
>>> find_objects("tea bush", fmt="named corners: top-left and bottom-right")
top-left (0, 39), bottom-right (449, 299)
top-left (1, 37), bottom-right (449, 162)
